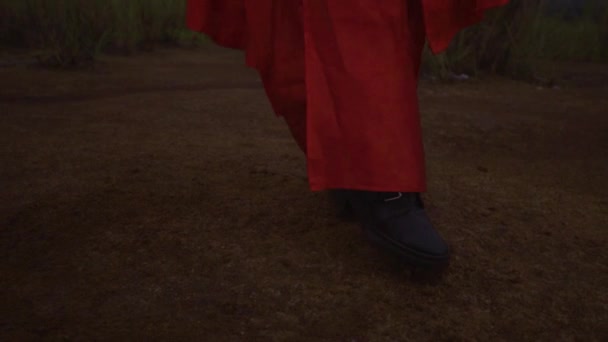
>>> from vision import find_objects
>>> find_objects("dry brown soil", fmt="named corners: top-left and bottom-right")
top-left (1, 47), bottom-right (607, 341)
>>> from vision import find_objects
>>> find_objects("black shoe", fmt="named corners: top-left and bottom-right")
top-left (328, 189), bottom-right (356, 221)
top-left (336, 190), bottom-right (450, 268)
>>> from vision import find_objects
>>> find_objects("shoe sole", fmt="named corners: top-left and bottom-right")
top-left (332, 190), bottom-right (450, 268)
top-left (363, 226), bottom-right (450, 268)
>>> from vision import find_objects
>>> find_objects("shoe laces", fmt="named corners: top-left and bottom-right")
top-left (384, 192), bottom-right (403, 202)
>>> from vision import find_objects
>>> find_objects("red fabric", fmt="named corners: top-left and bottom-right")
top-left (423, 0), bottom-right (511, 53)
top-left (185, 0), bottom-right (246, 50)
top-left (186, 0), bottom-right (509, 192)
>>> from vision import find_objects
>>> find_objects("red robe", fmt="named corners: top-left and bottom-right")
top-left (186, 0), bottom-right (509, 192)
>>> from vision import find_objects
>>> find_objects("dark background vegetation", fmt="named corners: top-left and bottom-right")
top-left (1, 0), bottom-right (607, 73)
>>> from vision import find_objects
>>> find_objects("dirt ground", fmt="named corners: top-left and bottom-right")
top-left (1, 47), bottom-right (607, 341)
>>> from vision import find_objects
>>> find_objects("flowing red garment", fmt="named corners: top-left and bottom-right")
top-left (186, 0), bottom-right (509, 192)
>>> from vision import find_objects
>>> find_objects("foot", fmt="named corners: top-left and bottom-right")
top-left (328, 189), bottom-right (356, 221)
top-left (335, 190), bottom-right (449, 268)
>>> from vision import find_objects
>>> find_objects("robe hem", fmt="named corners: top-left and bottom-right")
top-left (308, 182), bottom-right (427, 193)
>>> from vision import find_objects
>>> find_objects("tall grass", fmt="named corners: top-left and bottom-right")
top-left (533, 4), bottom-right (608, 62)
top-left (422, 0), bottom-right (608, 79)
top-left (0, 0), bottom-right (606, 72)
top-left (0, 0), bottom-right (204, 66)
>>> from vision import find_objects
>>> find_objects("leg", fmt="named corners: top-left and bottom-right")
top-left (302, 0), bottom-right (449, 267)
top-left (258, 0), bottom-right (448, 268)
top-left (187, 0), bottom-right (448, 269)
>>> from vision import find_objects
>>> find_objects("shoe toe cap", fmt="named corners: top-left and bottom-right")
top-left (390, 209), bottom-right (449, 257)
